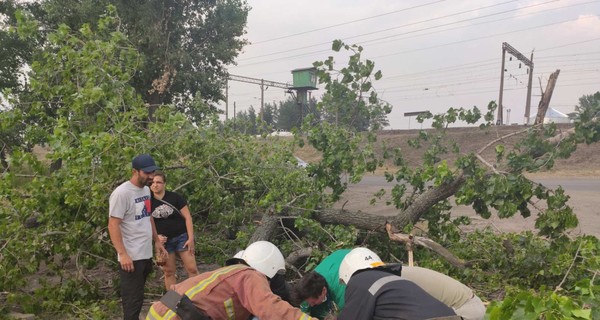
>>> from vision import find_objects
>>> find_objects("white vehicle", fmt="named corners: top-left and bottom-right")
top-left (294, 156), bottom-right (309, 168)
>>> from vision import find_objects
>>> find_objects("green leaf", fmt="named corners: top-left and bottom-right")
top-left (571, 309), bottom-right (591, 319)
top-left (332, 39), bottom-right (343, 52)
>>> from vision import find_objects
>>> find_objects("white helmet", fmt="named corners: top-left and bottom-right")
top-left (339, 247), bottom-right (385, 284)
top-left (233, 250), bottom-right (244, 259)
top-left (241, 241), bottom-right (285, 278)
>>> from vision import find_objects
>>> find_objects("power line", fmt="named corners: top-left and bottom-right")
top-left (537, 37), bottom-right (600, 52)
top-left (534, 50), bottom-right (600, 59)
top-left (232, 11), bottom-right (598, 69)
top-left (239, 0), bottom-right (522, 61)
top-left (250, 0), bottom-right (446, 45)
top-left (371, 15), bottom-right (600, 59)
top-left (238, 0), bottom-right (598, 65)
top-left (382, 82), bottom-right (599, 101)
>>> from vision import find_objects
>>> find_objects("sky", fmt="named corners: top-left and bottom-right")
top-left (221, 0), bottom-right (600, 129)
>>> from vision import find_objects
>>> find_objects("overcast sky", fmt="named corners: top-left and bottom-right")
top-left (222, 0), bottom-right (600, 129)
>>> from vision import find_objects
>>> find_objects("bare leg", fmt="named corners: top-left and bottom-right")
top-left (162, 252), bottom-right (177, 290)
top-left (178, 250), bottom-right (199, 278)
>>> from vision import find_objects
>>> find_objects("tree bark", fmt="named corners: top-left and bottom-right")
top-left (249, 213), bottom-right (279, 243)
top-left (248, 175), bottom-right (470, 240)
top-left (534, 70), bottom-right (560, 125)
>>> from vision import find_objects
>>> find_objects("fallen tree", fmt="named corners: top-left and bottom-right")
top-left (1, 20), bottom-right (598, 318)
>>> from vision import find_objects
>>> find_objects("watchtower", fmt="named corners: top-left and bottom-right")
top-left (290, 67), bottom-right (318, 106)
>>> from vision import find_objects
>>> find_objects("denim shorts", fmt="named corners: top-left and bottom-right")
top-left (164, 233), bottom-right (189, 253)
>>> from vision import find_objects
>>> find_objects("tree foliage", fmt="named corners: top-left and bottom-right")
top-left (276, 96), bottom-right (319, 131)
top-left (0, 16), bottom-right (599, 319)
top-left (314, 40), bottom-right (391, 131)
top-left (0, 11), bottom-right (319, 317)
top-left (0, 0), bottom-right (249, 122)
top-left (571, 91), bottom-right (600, 144)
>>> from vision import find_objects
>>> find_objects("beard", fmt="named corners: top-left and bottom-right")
top-left (136, 175), bottom-right (152, 187)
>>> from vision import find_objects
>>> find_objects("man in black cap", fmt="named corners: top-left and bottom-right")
top-left (108, 154), bottom-right (166, 320)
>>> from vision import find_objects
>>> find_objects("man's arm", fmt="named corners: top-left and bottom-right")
top-left (108, 216), bottom-right (134, 272)
top-left (150, 216), bottom-right (167, 255)
top-left (238, 272), bottom-right (317, 320)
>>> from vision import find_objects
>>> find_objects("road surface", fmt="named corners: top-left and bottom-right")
top-left (335, 175), bottom-right (600, 237)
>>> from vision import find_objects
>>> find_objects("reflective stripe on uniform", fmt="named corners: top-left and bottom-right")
top-left (185, 264), bottom-right (247, 298)
top-left (163, 310), bottom-right (177, 320)
top-left (298, 313), bottom-right (312, 320)
top-left (147, 265), bottom-right (247, 320)
top-left (147, 305), bottom-right (177, 320)
top-left (368, 275), bottom-right (403, 296)
top-left (146, 305), bottom-right (162, 320)
top-left (224, 298), bottom-right (235, 320)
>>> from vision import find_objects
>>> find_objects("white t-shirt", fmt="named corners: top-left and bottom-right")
top-left (109, 181), bottom-right (153, 261)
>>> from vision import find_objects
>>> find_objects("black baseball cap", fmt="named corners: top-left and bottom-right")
top-left (132, 154), bottom-right (159, 173)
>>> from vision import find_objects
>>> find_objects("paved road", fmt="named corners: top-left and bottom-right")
top-left (336, 175), bottom-right (600, 237)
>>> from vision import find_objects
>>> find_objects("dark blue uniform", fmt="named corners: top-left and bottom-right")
top-left (339, 269), bottom-right (460, 320)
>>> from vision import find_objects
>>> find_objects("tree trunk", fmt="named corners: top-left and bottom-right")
top-left (249, 214), bottom-right (279, 243)
top-left (534, 70), bottom-right (560, 125)
top-left (248, 175), bottom-right (469, 242)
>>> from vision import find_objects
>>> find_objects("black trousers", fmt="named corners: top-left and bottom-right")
top-left (120, 259), bottom-right (153, 320)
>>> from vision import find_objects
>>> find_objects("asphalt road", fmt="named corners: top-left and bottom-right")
top-left (336, 175), bottom-right (600, 237)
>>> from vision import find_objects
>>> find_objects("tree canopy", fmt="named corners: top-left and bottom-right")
top-left (0, 7), bottom-right (598, 319)
top-left (0, 0), bottom-right (249, 122)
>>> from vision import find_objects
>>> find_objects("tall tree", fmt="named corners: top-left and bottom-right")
top-left (1, 0), bottom-right (249, 122)
top-left (0, 1), bottom-right (38, 92)
top-left (276, 96), bottom-right (319, 131)
top-left (262, 102), bottom-right (277, 128)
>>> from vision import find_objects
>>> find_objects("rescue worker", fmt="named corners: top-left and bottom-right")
top-left (146, 241), bottom-right (316, 320)
top-left (296, 249), bottom-right (350, 319)
top-left (401, 266), bottom-right (486, 320)
top-left (337, 247), bottom-right (461, 320)
top-left (297, 249), bottom-right (485, 320)
top-left (226, 250), bottom-right (293, 304)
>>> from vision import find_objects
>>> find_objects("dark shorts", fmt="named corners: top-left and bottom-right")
top-left (164, 233), bottom-right (189, 253)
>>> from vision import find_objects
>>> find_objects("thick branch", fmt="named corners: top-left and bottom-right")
top-left (394, 174), bottom-right (465, 226)
top-left (249, 214), bottom-right (279, 243)
top-left (286, 248), bottom-right (313, 266)
top-left (385, 224), bottom-right (468, 268)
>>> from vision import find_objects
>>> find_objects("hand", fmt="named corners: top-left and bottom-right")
top-left (158, 234), bottom-right (167, 244)
top-left (119, 252), bottom-right (134, 272)
top-left (324, 314), bottom-right (337, 320)
top-left (155, 240), bottom-right (168, 256)
top-left (184, 238), bottom-right (194, 255)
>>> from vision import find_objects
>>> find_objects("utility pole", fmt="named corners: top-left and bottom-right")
top-left (498, 48), bottom-right (506, 125)
top-left (524, 51), bottom-right (534, 123)
top-left (497, 42), bottom-right (534, 125)
top-left (227, 74), bottom-right (291, 122)
top-left (260, 79), bottom-right (265, 121)
top-left (225, 78), bottom-right (229, 120)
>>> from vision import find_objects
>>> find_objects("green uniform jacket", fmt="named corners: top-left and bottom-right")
top-left (302, 249), bottom-right (350, 319)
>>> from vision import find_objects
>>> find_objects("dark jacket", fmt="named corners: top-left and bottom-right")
top-left (338, 269), bottom-right (459, 320)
